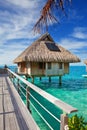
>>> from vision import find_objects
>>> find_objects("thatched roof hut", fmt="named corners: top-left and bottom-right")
top-left (84, 59), bottom-right (87, 72)
top-left (14, 33), bottom-right (80, 83)
top-left (84, 60), bottom-right (87, 65)
top-left (14, 33), bottom-right (80, 63)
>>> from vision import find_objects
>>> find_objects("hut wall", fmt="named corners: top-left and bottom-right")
top-left (86, 65), bottom-right (87, 72)
top-left (17, 62), bottom-right (69, 76)
top-left (27, 62), bottom-right (31, 75)
top-left (45, 63), bottom-right (64, 76)
top-left (45, 63), bottom-right (57, 76)
top-left (64, 63), bottom-right (69, 74)
top-left (18, 62), bottom-right (27, 74)
top-left (18, 63), bottom-right (21, 73)
top-left (30, 62), bottom-right (66, 76)
top-left (31, 62), bottom-right (45, 76)
top-left (58, 63), bottom-right (64, 75)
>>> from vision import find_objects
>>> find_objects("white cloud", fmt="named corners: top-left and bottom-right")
top-left (58, 27), bottom-right (87, 64)
top-left (0, 1), bottom-right (86, 66)
top-left (0, 0), bottom-right (45, 65)
top-left (6, 0), bottom-right (33, 8)
top-left (6, 0), bottom-right (45, 9)
top-left (59, 38), bottom-right (87, 50)
top-left (0, 43), bottom-right (28, 65)
top-left (0, 50), bottom-right (22, 65)
top-left (73, 32), bottom-right (87, 39)
top-left (71, 27), bottom-right (87, 39)
top-left (58, 26), bottom-right (87, 56)
top-left (0, 7), bottom-right (40, 40)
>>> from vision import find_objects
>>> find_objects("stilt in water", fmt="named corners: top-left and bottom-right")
top-left (59, 76), bottom-right (62, 85)
top-left (49, 77), bottom-right (51, 82)
top-left (40, 77), bottom-right (42, 81)
top-left (25, 75), bottom-right (28, 80)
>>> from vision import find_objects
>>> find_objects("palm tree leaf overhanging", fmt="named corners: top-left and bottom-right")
top-left (33, 0), bottom-right (72, 33)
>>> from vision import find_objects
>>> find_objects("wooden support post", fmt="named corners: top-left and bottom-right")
top-left (12, 74), bottom-right (14, 82)
top-left (26, 86), bottom-right (31, 112)
top-left (25, 75), bottom-right (28, 80)
top-left (49, 77), bottom-right (51, 82)
top-left (11, 74), bottom-right (14, 80)
top-left (40, 77), bottom-right (42, 81)
top-left (59, 76), bottom-right (62, 85)
top-left (32, 76), bottom-right (34, 83)
top-left (9, 72), bottom-right (11, 78)
top-left (86, 65), bottom-right (87, 72)
top-left (25, 75), bottom-right (26, 80)
top-left (60, 114), bottom-right (69, 130)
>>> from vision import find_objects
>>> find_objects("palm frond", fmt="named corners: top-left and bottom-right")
top-left (33, 0), bottom-right (72, 33)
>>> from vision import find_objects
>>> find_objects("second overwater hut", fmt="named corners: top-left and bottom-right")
top-left (84, 60), bottom-right (87, 71)
top-left (13, 33), bottom-right (80, 84)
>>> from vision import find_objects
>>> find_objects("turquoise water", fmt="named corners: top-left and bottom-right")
top-left (4, 65), bottom-right (87, 129)
top-left (25, 65), bottom-right (87, 130)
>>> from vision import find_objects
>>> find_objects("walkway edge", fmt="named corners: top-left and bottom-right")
top-left (7, 76), bottom-right (40, 130)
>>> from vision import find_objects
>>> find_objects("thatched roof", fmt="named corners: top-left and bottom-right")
top-left (14, 33), bottom-right (80, 63)
top-left (84, 60), bottom-right (87, 64)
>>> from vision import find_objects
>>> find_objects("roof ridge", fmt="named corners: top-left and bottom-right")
top-left (36, 32), bottom-right (54, 42)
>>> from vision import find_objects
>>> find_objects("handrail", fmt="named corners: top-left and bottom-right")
top-left (29, 92), bottom-right (61, 123)
top-left (30, 100), bottom-right (54, 130)
top-left (7, 68), bottom-right (78, 114)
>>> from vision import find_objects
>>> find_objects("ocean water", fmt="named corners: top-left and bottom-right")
top-left (2, 65), bottom-right (87, 129)
top-left (0, 65), bottom-right (17, 72)
top-left (29, 66), bottom-right (87, 129)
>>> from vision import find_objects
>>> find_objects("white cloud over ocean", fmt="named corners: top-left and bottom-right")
top-left (58, 27), bottom-right (87, 65)
top-left (0, 0), bottom-right (46, 65)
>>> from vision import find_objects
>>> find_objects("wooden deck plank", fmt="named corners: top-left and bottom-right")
top-left (7, 76), bottom-right (40, 130)
top-left (1, 76), bottom-right (11, 130)
top-left (0, 92), bottom-right (3, 130)
top-left (0, 115), bottom-right (3, 130)
top-left (0, 89), bottom-right (3, 114)
top-left (4, 90), bottom-right (19, 130)
top-left (0, 74), bottom-right (40, 130)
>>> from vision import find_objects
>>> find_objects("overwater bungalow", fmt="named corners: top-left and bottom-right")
top-left (13, 33), bottom-right (80, 83)
top-left (84, 60), bottom-right (87, 71)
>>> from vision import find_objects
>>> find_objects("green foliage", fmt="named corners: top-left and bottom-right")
top-left (68, 114), bottom-right (87, 130)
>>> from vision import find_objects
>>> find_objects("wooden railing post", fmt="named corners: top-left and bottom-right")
top-left (13, 75), bottom-right (15, 84)
top-left (26, 86), bottom-right (31, 112)
top-left (11, 74), bottom-right (14, 81)
top-left (8, 71), bottom-right (11, 78)
top-left (60, 114), bottom-right (69, 130)
top-left (17, 79), bottom-right (20, 93)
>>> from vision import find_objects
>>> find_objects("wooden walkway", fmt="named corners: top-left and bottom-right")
top-left (0, 74), bottom-right (39, 130)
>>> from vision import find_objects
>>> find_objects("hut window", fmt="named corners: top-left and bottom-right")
top-left (39, 62), bottom-right (45, 69)
top-left (59, 63), bottom-right (62, 69)
top-left (48, 63), bottom-right (51, 69)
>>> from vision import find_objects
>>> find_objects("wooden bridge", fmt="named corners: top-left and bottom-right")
top-left (0, 68), bottom-right (78, 130)
top-left (0, 69), bottom-right (39, 130)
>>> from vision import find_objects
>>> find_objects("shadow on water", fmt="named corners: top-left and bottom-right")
top-left (34, 77), bottom-right (87, 92)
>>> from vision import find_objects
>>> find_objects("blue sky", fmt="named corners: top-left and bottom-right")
top-left (0, 0), bottom-right (87, 66)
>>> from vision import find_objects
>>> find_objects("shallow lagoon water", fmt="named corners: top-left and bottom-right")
top-left (30, 66), bottom-right (87, 129)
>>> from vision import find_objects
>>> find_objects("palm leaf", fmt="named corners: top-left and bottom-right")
top-left (33, 0), bottom-right (72, 33)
